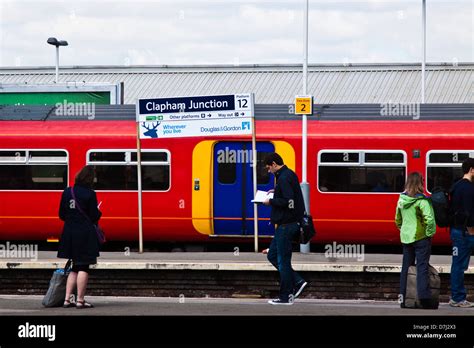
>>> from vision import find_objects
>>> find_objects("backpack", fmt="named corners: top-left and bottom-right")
top-left (430, 180), bottom-right (463, 228)
top-left (405, 264), bottom-right (440, 309)
top-left (430, 187), bottom-right (451, 227)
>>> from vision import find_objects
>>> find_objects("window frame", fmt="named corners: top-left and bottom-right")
top-left (86, 149), bottom-right (171, 192)
top-left (0, 149), bottom-right (69, 192)
top-left (317, 149), bottom-right (407, 194)
top-left (425, 150), bottom-right (474, 194)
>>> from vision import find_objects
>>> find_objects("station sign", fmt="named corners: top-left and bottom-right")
top-left (294, 95), bottom-right (313, 115)
top-left (137, 93), bottom-right (254, 139)
top-left (137, 94), bottom-right (253, 122)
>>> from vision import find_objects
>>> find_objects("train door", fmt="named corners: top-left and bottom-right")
top-left (213, 141), bottom-right (275, 236)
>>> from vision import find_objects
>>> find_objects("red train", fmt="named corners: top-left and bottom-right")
top-left (1, 104), bottom-right (473, 245)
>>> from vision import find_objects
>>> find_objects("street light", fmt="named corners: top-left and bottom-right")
top-left (421, 0), bottom-right (426, 103)
top-left (47, 37), bottom-right (68, 83)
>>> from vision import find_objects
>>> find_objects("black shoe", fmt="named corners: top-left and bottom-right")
top-left (294, 281), bottom-right (308, 299)
top-left (419, 299), bottom-right (438, 310)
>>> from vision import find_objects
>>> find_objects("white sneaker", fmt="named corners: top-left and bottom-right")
top-left (268, 298), bottom-right (293, 306)
top-left (449, 299), bottom-right (474, 308)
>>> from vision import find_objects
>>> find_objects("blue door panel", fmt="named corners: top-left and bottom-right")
top-left (213, 142), bottom-right (275, 236)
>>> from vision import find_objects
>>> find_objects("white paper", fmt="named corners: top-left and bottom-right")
top-left (251, 190), bottom-right (274, 203)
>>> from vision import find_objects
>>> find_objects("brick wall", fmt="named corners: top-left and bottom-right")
top-left (1, 269), bottom-right (473, 302)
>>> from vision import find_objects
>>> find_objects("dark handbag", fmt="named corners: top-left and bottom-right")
top-left (299, 212), bottom-right (316, 244)
top-left (42, 259), bottom-right (72, 307)
top-left (95, 225), bottom-right (106, 244)
top-left (70, 187), bottom-right (106, 245)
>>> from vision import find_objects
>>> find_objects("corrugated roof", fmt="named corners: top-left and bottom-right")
top-left (0, 63), bottom-right (473, 104)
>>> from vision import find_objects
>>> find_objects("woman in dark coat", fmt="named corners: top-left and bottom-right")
top-left (58, 166), bottom-right (101, 309)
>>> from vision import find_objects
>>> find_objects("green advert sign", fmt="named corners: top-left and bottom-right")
top-left (0, 92), bottom-right (111, 105)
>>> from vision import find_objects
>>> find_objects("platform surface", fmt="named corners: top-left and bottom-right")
top-left (1, 295), bottom-right (472, 316)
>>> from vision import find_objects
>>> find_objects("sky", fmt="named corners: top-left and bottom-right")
top-left (0, 0), bottom-right (472, 67)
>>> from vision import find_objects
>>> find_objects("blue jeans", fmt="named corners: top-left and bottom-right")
top-left (400, 237), bottom-right (432, 301)
top-left (450, 228), bottom-right (474, 302)
top-left (267, 222), bottom-right (305, 301)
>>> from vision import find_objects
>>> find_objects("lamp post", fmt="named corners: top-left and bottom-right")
top-left (421, 0), bottom-right (426, 103)
top-left (47, 37), bottom-right (68, 83)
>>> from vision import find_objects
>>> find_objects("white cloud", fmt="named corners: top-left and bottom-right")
top-left (0, 0), bottom-right (471, 67)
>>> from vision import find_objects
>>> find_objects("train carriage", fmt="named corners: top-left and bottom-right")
top-left (0, 104), bottom-right (473, 245)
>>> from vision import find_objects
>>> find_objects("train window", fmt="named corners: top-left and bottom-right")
top-left (318, 151), bottom-right (406, 193)
top-left (142, 166), bottom-right (170, 190)
top-left (426, 151), bottom-right (474, 193)
top-left (428, 152), bottom-right (473, 164)
top-left (89, 152), bottom-right (126, 163)
top-left (0, 151), bottom-right (27, 163)
top-left (320, 152), bottom-right (359, 163)
top-left (29, 151), bottom-right (68, 163)
top-left (131, 152), bottom-right (168, 162)
top-left (218, 162), bottom-right (236, 184)
top-left (365, 153), bottom-right (404, 163)
top-left (0, 165), bottom-right (68, 190)
top-left (87, 150), bottom-right (171, 191)
top-left (0, 149), bottom-right (68, 190)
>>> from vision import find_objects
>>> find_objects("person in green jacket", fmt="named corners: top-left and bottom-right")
top-left (395, 172), bottom-right (436, 309)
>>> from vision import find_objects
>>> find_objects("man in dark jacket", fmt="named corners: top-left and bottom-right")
top-left (263, 153), bottom-right (307, 305)
top-left (449, 158), bottom-right (474, 307)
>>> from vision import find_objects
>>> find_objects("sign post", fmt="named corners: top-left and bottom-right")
top-left (295, 94), bottom-right (313, 254)
top-left (299, 0), bottom-right (312, 254)
top-left (136, 122), bottom-right (144, 253)
top-left (249, 94), bottom-right (258, 253)
top-left (135, 94), bottom-right (257, 251)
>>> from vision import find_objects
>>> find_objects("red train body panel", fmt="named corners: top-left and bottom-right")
top-left (1, 118), bottom-right (473, 245)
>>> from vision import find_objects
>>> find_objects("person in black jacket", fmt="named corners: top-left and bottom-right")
top-left (263, 153), bottom-right (307, 305)
top-left (57, 166), bottom-right (101, 309)
top-left (449, 158), bottom-right (474, 307)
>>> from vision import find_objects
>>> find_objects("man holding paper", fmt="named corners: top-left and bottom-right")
top-left (262, 153), bottom-right (307, 305)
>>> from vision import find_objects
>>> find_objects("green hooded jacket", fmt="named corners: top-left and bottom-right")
top-left (395, 193), bottom-right (436, 244)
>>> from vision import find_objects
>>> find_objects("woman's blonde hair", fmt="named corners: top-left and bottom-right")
top-left (404, 172), bottom-right (424, 197)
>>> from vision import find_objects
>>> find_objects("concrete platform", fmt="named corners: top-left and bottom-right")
top-left (0, 251), bottom-right (461, 273)
top-left (1, 295), bottom-right (472, 316)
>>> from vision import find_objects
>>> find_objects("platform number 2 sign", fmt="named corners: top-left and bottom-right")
top-left (295, 96), bottom-right (313, 115)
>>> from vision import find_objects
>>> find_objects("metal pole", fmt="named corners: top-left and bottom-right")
top-left (136, 123), bottom-right (144, 253)
top-left (251, 94), bottom-right (259, 252)
top-left (300, 0), bottom-right (310, 253)
top-left (55, 46), bottom-right (59, 83)
top-left (421, 0), bottom-right (426, 103)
